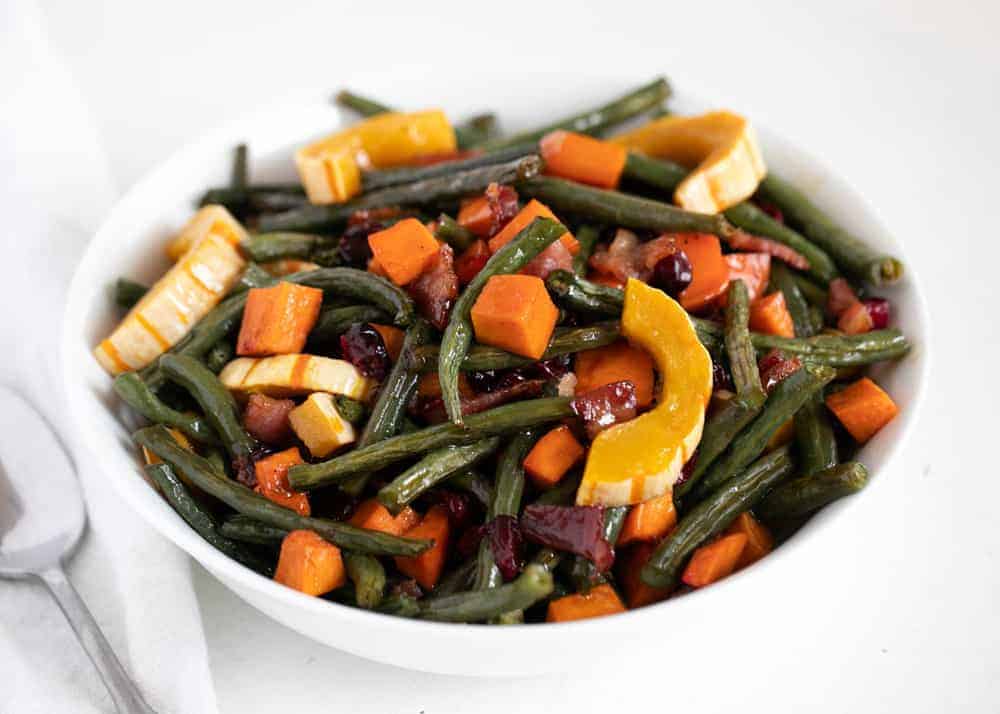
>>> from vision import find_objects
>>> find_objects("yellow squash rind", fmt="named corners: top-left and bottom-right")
top-left (576, 279), bottom-right (712, 507)
top-left (612, 111), bottom-right (766, 214)
top-left (218, 354), bottom-right (374, 401)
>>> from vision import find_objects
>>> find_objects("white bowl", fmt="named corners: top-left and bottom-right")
top-left (61, 75), bottom-right (929, 676)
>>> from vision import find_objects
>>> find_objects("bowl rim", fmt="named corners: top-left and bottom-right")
top-left (60, 85), bottom-right (931, 643)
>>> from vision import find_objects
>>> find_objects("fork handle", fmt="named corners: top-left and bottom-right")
top-left (38, 565), bottom-right (157, 714)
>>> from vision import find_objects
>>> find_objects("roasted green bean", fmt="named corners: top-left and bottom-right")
top-left (756, 462), bottom-right (868, 522)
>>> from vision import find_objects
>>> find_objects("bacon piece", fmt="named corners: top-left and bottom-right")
top-left (589, 228), bottom-right (644, 283)
top-left (484, 183), bottom-right (520, 238)
top-left (571, 380), bottom-right (638, 439)
top-left (455, 240), bottom-right (490, 285)
top-left (416, 379), bottom-right (545, 424)
top-left (242, 393), bottom-right (295, 445)
top-left (827, 277), bottom-right (860, 317)
top-left (521, 238), bottom-right (574, 280)
top-left (521, 504), bottom-right (614, 572)
top-left (407, 244), bottom-right (458, 330)
top-left (757, 349), bottom-right (803, 393)
top-left (726, 231), bottom-right (810, 270)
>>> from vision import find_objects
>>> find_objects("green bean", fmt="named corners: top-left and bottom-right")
top-left (756, 173), bottom-right (902, 285)
top-left (219, 515), bottom-right (286, 546)
top-left (235, 263), bottom-right (275, 293)
top-left (419, 564), bottom-right (554, 622)
top-left (620, 152), bottom-right (687, 193)
top-left (473, 539), bottom-right (503, 591)
top-left (756, 462), bottom-right (868, 523)
top-left (231, 143), bottom-right (249, 191)
top-left (641, 446), bottom-right (795, 589)
top-left (134, 426), bottom-right (430, 556)
top-left (568, 506), bottom-right (627, 591)
top-left (363, 144), bottom-right (534, 192)
top-left (794, 393), bottom-right (838, 477)
top-left (159, 354), bottom-right (257, 474)
top-left (113, 278), bottom-right (148, 310)
top-left (288, 397), bottom-right (574, 491)
top-left (204, 448), bottom-right (228, 477)
top-left (434, 556), bottom-right (478, 597)
top-left (532, 471), bottom-right (583, 507)
top-left (572, 225), bottom-right (601, 276)
top-left (378, 438), bottom-right (501, 514)
top-left (521, 177), bottom-right (735, 239)
top-left (199, 187), bottom-right (308, 215)
top-left (291, 268), bottom-right (415, 326)
top-left (204, 341), bottom-right (233, 374)
top-left (690, 365), bottom-right (835, 500)
top-left (725, 280), bottom-right (765, 397)
top-left (808, 305), bottom-right (825, 335)
top-left (675, 391), bottom-right (766, 501)
top-left (257, 155), bottom-right (542, 233)
top-left (439, 217), bottom-right (567, 424)
top-left (340, 320), bottom-right (432, 497)
top-left (309, 305), bottom-right (389, 343)
top-left (454, 112), bottom-right (499, 149)
top-left (113, 372), bottom-right (218, 444)
top-left (432, 214), bottom-right (476, 252)
top-left (770, 262), bottom-right (815, 338)
top-left (344, 552), bottom-right (386, 609)
top-left (493, 430), bottom-right (542, 518)
top-left (546, 269), bottom-right (623, 317)
top-left (240, 232), bottom-right (329, 263)
top-left (531, 547), bottom-right (564, 573)
top-left (377, 593), bottom-right (421, 618)
top-left (446, 470), bottom-right (493, 507)
top-left (334, 395), bottom-right (367, 425)
top-left (335, 90), bottom-right (390, 117)
top-left (478, 78), bottom-right (670, 151)
top-left (792, 273), bottom-right (829, 307)
top-left (145, 463), bottom-right (273, 575)
top-left (414, 322), bottom-right (621, 373)
top-left (724, 202), bottom-right (839, 284)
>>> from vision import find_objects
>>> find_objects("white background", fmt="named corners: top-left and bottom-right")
top-left (12, 0), bottom-right (1000, 711)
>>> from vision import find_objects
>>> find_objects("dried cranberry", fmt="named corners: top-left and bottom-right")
top-left (758, 349), bottom-right (803, 393)
top-left (467, 368), bottom-right (527, 393)
top-left (456, 524), bottom-right (485, 559)
top-left (339, 323), bottom-right (390, 380)
top-left (486, 515), bottom-right (524, 581)
top-left (337, 222), bottom-right (380, 267)
top-left (309, 489), bottom-right (359, 521)
top-left (571, 381), bottom-right (638, 439)
top-left (242, 393), bottom-right (295, 445)
top-left (521, 504), bottom-right (613, 572)
top-left (434, 490), bottom-right (474, 530)
top-left (675, 451), bottom-right (698, 488)
top-left (712, 360), bottom-right (733, 392)
top-left (652, 251), bottom-right (693, 298)
top-left (533, 355), bottom-right (571, 380)
top-left (863, 298), bottom-right (890, 329)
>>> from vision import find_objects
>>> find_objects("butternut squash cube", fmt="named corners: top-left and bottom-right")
top-left (367, 218), bottom-right (441, 286)
top-left (274, 530), bottom-right (345, 596)
top-left (470, 274), bottom-right (558, 359)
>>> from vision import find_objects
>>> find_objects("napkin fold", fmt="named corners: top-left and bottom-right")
top-left (0, 2), bottom-right (219, 712)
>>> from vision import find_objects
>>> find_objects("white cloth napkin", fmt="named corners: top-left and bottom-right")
top-left (0, 2), bottom-right (219, 712)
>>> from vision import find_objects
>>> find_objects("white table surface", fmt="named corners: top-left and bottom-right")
top-left (30, 0), bottom-right (1000, 710)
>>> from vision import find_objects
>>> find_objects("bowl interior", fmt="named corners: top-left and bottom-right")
top-left (60, 71), bottom-right (929, 675)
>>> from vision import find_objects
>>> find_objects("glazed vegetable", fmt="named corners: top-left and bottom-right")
top-left (618, 493), bottom-right (677, 545)
top-left (436, 214), bottom-right (478, 252)
top-left (523, 426), bottom-right (585, 489)
top-left (567, 506), bottom-right (627, 591)
top-left (240, 232), bottom-right (330, 264)
top-left (688, 364), bottom-right (835, 500)
top-left (287, 393), bottom-right (356, 458)
top-left (290, 268), bottom-right (415, 326)
top-left (546, 583), bottom-right (626, 622)
top-left (439, 217), bottom-right (567, 424)
top-left (620, 151), bottom-right (686, 193)
top-left (274, 530), bottom-right (346, 596)
top-left (487, 199), bottom-right (578, 255)
top-left (165, 204), bottom-right (248, 261)
top-left (134, 425), bottom-right (430, 557)
top-left (377, 438), bottom-right (501, 514)
top-left (454, 112), bottom-right (499, 149)
top-left (344, 552), bottom-right (386, 609)
top-left (204, 341), bottom-right (234, 374)
top-left (724, 280), bottom-right (765, 398)
top-left (362, 144), bottom-right (534, 192)
top-left (218, 515), bottom-right (287, 546)
top-left (236, 282), bottom-right (323, 356)
top-left (493, 430), bottom-right (540, 518)
top-left (334, 89), bottom-right (390, 116)
top-left (348, 499), bottom-right (420, 536)
top-left (288, 397), bottom-right (573, 491)
top-left (395, 505), bottom-right (451, 589)
top-left (447, 470), bottom-right (493, 507)
top-left (546, 270), bottom-right (626, 317)
top-left (681, 532), bottom-right (747, 587)
top-left (725, 512), bottom-right (773, 567)
top-left (794, 394), bottom-right (839, 476)
top-left (113, 278), bottom-right (148, 310)
top-left (113, 372), bottom-right (218, 445)
top-left (757, 173), bottom-right (903, 286)
top-left (144, 463), bottom-right (272, 575)
top-left (253, 447), bottom-right (310, 515)
top-left (368, 219), bottom-right (442, 286)
top-left (540, 130), bottom-right (628, 189)
top-left (520, 177), bottom-right (736, 239)
top-left (470, 275), bottom-right (560, 360)
top-left (756, 462), bottom-right (869, 522)
top-left (824, 377), bottom-right (899, 443)
top-left (420, 564), bottom-right (554, 622)
top-left (641, 445), bottom-right (796, 589)
top-left (159, 354), bottom-right (259, 483)
top-left (572, 225), bottom-right (601, 276)
top-left (749, 292), bottom-right (795, 338)
top-left (574, 341), bottom-right (655, 409)
top-left (258, 155), bottom-right (541, 233)
top-left (478, 77), bottom-right (670, 151)
top-left (769, 262), bottom-right (815, 339)
top-left (310, 305), bottom-right (389, 343)
top-left (218, 354), bottom-right (374, 402)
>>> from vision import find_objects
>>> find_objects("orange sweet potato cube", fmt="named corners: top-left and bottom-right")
top-left (237, 282), bottom-right (323, 356)
top-left (618, 493), bottom-right (677, 545)
top-left (523, 425), bottom-right (585, 488)
top-left (825, 377), bottom-right (899, 443)
top-left (470, 274), bottom-right (558, 359)
top-left (487, 199), bottom-right (579, 255)
top-left (546, 583), bottom-right (626, 622)
top-left (274, 530), bottom-right (345, 596)
top-left (348, 499), bottom-right (420, 536)
top-left (367, 218), bottom-right (441, 286)
top-left (574, 340), bottom-right (656, 409)
top-left (371, 323), bottom-right (405, 361)
top-left (681, 533), bottom-right (748, 588)
top-left (394, 505), bottom-right (450, 590)
top-left (254, 447), bottom-right (311, 516)
top-left (725, 512), bottom-right (774, 569)
top-left (618, 542), bottom-right (673, 608)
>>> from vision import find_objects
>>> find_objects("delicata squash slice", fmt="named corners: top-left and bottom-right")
top-left (612, 111), bottom-right (766, 214)
top-left (219, 354), bottom-right (374, 401)
top-left (576, 279), bottom-right (712, 506)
